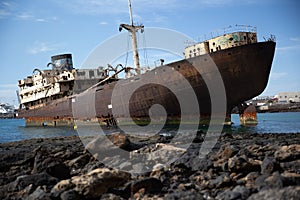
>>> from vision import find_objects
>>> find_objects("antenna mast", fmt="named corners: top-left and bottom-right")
top-left (119, 0), bottom-right (144, 75)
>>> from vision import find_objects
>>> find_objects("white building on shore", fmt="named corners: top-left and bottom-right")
top-left (276, 92), bottom-right (300, 103)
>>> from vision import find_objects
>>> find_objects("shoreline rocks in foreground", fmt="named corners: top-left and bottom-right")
top-left (0, 132), bottom-right (300, 199)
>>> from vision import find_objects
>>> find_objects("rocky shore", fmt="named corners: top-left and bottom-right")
top-left (0, 132), bottom-right (300, 200)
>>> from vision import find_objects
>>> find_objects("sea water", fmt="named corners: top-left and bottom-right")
top-left (0, 112), bottom-right (300, 144)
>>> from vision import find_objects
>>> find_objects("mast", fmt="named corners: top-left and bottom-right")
top-left (119, 0), bottom-right (144, 75)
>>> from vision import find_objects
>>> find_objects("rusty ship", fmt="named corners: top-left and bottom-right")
top-left (17, 1), bottom-right (276, 127)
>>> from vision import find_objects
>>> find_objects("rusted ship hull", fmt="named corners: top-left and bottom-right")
top-left (18, 41), bottom-right (276, 126)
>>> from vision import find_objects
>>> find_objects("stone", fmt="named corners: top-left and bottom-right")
top-left (26, 186), bottom-right (51, 200)
top-left (130, 177), bottom-right (163, 194)
top-left (12, 173), bottom-right (58, 191)
top-left (107, 132), bottom-right (132, 151)
top-left (209, 173), bottom-right (232, 188)
top-left (274, 144), bottom-right (300, 161)
top-left (211, 143), bottom-right (239, 166)
top-left (51, 168), bottom-right (131, 199)
top-left (60, 189), bottom-right (82, 200)
top-left (260, 157), bottom-right (278, 175)
top-left (255, 172), bottom-right (283, 191)
top-left (46, 163), bottom-right (70, 180)
top-left (248, 186), bottom-right (300, 200)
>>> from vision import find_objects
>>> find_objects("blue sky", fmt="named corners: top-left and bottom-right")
top-left (0, 0), bottom-right (299, 105)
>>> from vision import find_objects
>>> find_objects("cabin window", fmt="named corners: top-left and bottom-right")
top-left (89, 71), bottom-right (95, 77)
top-left (211, 49), bottom-right (214, 52)
top-left (212, 42), bottom-right (215, 46)
top-left (218, 45), bottom-right (221, 50)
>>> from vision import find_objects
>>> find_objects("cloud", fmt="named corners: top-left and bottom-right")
top-left (99, 21), bottom-right (108, 25)
top-left (270, 72), bottom-right (287, 80)
top-left (27, 41), bottom-right (62, 55)
top-left (277, 45), bottom-right (300, 52)
top-left (290, 37), bottom-right (300, 42)
top-left (0, 1), bottom-right (14, 18)
top-left (17, 13), bottom-right (34, 20)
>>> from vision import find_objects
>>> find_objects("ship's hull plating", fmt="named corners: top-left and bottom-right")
top-left (18, 41), bottom-right (276, 126)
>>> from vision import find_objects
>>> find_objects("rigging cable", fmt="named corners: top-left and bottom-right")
top-left (143, 29), bottom-right (149, 67)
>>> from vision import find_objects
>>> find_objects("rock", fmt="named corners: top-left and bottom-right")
top-left (280, 160), bottom-right (300, 173)
top-left (46, 163), bottom-right (70, 180)
top-left (274, 144), bottom-right (300, 161)
top-left (67, 153), bottom-right (91, 169)
top-left (12, 172), bottom-right (58, 191)
top-left (107, 133), bottom-right (131, 151)
top-left (60, 190), bottom-right (81, 200)
top-left (209, 173), bottom-right (232, 188)
top-left (211, 143), bottom-right (238, 166)
top-left (281, 171), bottom-right (300, 186)
top-left (255, 172), bottom-right (283, 191)
top-left (130, 177), bottom-right (163, 195)
top-left (163, 190), bottom-right (204, 200)
top-left (51, 168), bottom-right (131, 199)
top-left (248, 186), bottom-right (300, 200)
top-left (243, 171), bottom-right (259, 188)
top-left (260, 157), bottom-right (279, 175)
top-left (26, 186), bottom-right (51, 200)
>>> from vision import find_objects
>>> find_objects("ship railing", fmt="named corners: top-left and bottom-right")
top-left (185, 24), bottom-right (257, 47)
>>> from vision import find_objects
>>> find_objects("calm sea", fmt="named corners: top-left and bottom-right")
top-left (0, 112), bottom-right (300, 144)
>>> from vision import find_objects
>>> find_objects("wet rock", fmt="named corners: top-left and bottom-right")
top-left (274, 144), bottom-right (300, 161)
top-left (248, 186), bottom-right (300, 200)
top-left (52, 168), bottom-right (131, 199)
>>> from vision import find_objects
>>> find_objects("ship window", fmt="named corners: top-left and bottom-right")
top-left (190, 50), bottom-right (192, 53)
top-left (193, 49), bottom-right (196, 52)
top-left (219, 45), bottom-right (221, 50)
top-left (244, 36), bottom-right (247, 40)
top-left (89, 71), bottom-right (95, 77)
top-left (213, 42), bottom-right (215, 46)
top-left (194, 53), bottom-right (196, 56)
top-left (68, 74), bottom-right (70, 78)
top-left (189, 54), bottom-right (192, 58)
top-left (211, 49), bottom-right (213, 52)
top-left (177, 65), bottom-right (181, 69)
top-left (197, 48), bottom-right (200, 51)
top-left (229, 37), bottom-right (233, 41)
top-left (216, 47), bottom-right (218, 50)
top-left (295, 95), bottom-right (298, 98)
